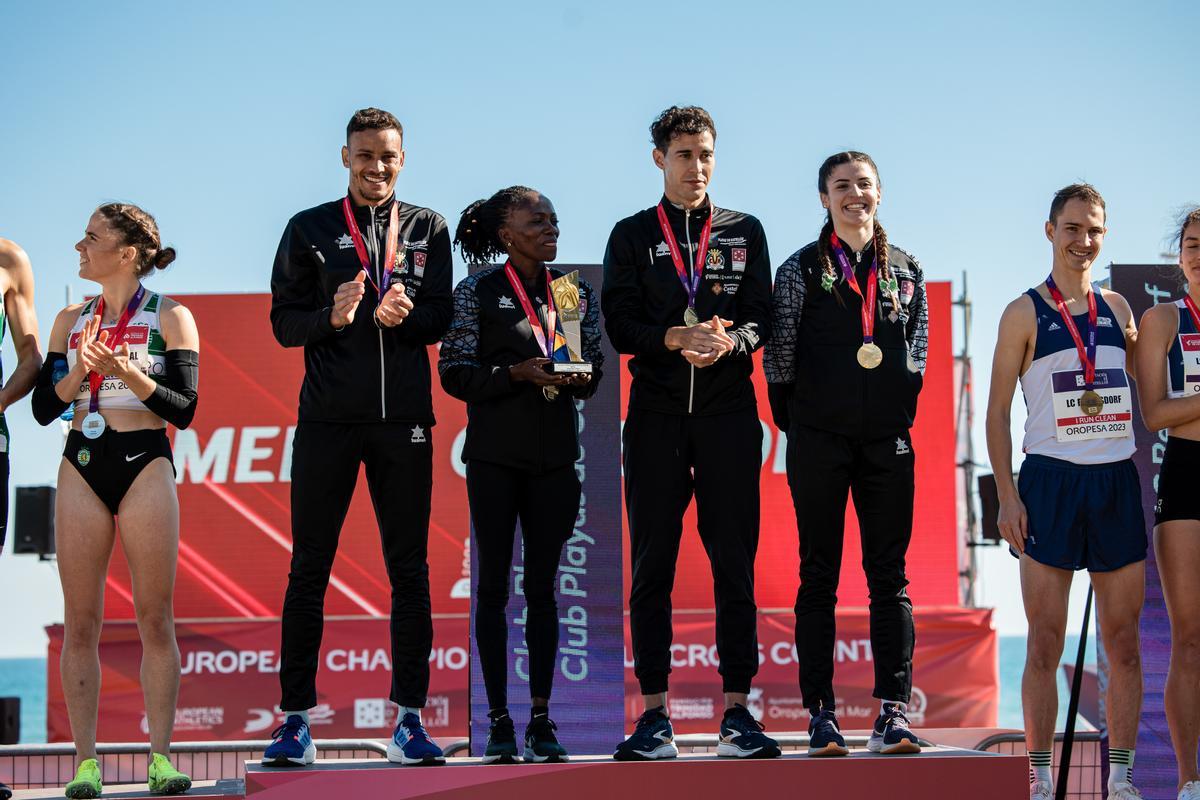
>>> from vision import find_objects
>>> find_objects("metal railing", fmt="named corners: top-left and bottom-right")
top-left (975, 732), bottom-right (1105, 800)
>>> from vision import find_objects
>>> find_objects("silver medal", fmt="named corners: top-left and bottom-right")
top-left (81, 412), bottom-right (106, 440)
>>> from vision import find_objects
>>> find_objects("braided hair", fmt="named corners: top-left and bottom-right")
top-left (815, 152), bottom-right (898, 309)
top-left (453, 186), bottom-right (538, 264)
top-left (96, 202), bottom-right (176, 278)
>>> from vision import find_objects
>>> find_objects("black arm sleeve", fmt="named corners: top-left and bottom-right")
top-left (31, 352), bottom-right (72, 426)
top-left (140, 349), bottom-right (199, 429)
top-left (438, 275), bottom-right (517, 403)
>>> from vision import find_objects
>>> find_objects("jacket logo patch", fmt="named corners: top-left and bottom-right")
top-left (1097, 316), bottom-right (1113, 327)
top-left (655, 241), bottom-right (671, 258)
top-left (498, 295), bottom-right (516, 310)
top-left (406, 239), bottom-right (428, 250)
top-left (706, 248), bottom-right (724, 269)
top-left (900, 279), bottom-right (914, 302)
top-left (413, 251), bottom-right (427, 278)
top-left (411, 425), bottom-right (426, 444)
top-left (731, 247), bottom-right (747, 273)
top-left (717, 236), bottom-right (747, 246)
top-left (711, 282), bottom-right (723, 295)
top-left (895, 438), bottom-right (910, 455)
top-left (336, 233), bottom-right (354, 250)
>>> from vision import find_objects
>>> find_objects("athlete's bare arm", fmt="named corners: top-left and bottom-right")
top-left (986, 294), bottom-right (1037, 554)
top-left (1103, 288), bottom-right (1139, 380)
top-left (1136, 302), bottom-right (1200, 431)
top-left (0, 239), bottom-right (43, 412)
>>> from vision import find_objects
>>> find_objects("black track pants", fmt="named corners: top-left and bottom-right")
top-left (279, 421), bottom-right (434, 710)
top-left (787, 424), bottom-right (916, 711)
top-left (624, 407), bottom-right (762, 696)
top-left (467, 459), bottom-right (580, 711)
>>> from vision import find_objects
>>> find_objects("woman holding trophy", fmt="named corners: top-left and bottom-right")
top-left (440, 186), bottom-right (603, 764)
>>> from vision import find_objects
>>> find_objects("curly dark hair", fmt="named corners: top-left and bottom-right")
top-left (1049, 183), bottom-right (1106, 225)
top-left (346, 107), bottom-right (403, 142)
top-left (453, 186), bottom-right (539, 264)
top-left (96, 203), bottom-right (176, 277)
top-left (650, 105), bottom-right (716, 152)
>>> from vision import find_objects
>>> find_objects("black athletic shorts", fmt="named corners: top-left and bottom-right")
top-left (64, 428), bottom-right (174, 515)
top-left (1155, 436), bottom-right (1200, 525)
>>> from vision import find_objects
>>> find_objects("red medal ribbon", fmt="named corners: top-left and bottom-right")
top-left (1182, 293), bottom-right (1200, 333)
top-left (341, 196), bottom-right (400, 295)
top-left (656, 200), bottom-right (713, 313)
top-left (830, 232), bottom-right (878, 344)
top-left (504, 261), bottom-right (558, 358)
top-left (1045, 275), bottom-right (1098, 389)
top-left (86, 285), bottom-right (146, 413)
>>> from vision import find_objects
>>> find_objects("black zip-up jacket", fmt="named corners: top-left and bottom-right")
top-left (270, 193), bottom-right (453, 424)
top-left (601, 196), bottom-right (771, 415)
top-left (438, 265), bottom-right (604, 472)
top-left (763, 237), bottom-right (929, 440)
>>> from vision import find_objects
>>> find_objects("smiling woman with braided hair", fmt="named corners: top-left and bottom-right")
top-left (31, 202), bottom-right (198, 798)
top-left (440, 185), bottom-right (603, 764)
top-left (763, 151), bottom-right (928, 758)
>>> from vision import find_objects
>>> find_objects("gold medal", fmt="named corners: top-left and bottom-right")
top-left (857, 342), bottom-right (883, 369)
top-left (543, 386), bottom-right (559, 402)
top-left (683, 307), bottom-right (700, 326)
top-left (1079, 389), bottom-right (1104, 416)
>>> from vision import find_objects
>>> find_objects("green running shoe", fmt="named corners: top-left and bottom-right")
top-left (147, 752), bottom-right (191, 795)
top-left (64, 758), bottom-right (102, 799)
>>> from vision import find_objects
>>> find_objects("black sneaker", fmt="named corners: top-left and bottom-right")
top-left (613, 707), bottom-right (678, 761)
top-left (716, 704), bottom-right (781, 759)
top-left (482, 715), bottom-right (518, 764)
top-left (807, 709), bottom-right (849, 757)
top-left (524, 714), bottom-right (569, 763)
top-left (867, 703), bottom-right (921, 754)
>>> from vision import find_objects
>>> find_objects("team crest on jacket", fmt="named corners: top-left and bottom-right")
top-left (731, 248), bottom-right (747, 273)
top-left (336, 233), bottom-right (354, 250)
top-left (706, 248), bottom-right (724, 269)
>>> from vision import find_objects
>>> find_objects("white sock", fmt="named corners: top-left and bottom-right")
top-left (1108, 748), bottom-right (1134, 787)
top-left (881, 699), bottom-right (907, 714)
top-left (399, 705), bottom-right (422, 721)
top-left (281, 709), bottom-right (309, 724)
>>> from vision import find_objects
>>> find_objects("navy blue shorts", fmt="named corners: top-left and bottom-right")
top-left (1015, 454), bottom-right (1146, 572)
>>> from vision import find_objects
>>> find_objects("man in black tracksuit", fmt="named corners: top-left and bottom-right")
top-left (604, 106), bottom-right (778, 761)
top-left (264, 108), bottom-right (452, 766)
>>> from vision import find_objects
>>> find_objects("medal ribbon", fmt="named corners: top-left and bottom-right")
top-left (86, 285), bottom-right (146, 414)
top-left (341, 196), bottom-right (400, 295)
top-left (656, 200), bottom-right (713, 313)
top-left (1182, 293), bottom-right (1200, 333)
top-left (830, 231), bottom-right (878, 344)
top-left (504, 262), bottom-right (567, 361)
top-left (1045, 275), bottom-right (1098, 389)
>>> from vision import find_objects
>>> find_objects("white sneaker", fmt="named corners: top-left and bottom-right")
top-left (1178, 781), bottom-right (1200, 800)
top-left (1109, 782), bottom-right (1144, 799)
top-left (1030, 780), bottom-right (1053, 800)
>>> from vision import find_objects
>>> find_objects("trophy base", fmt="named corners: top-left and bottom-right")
top-left (545, 362), bottom-right (593, 375)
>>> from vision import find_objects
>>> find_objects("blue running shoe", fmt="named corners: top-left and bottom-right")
top-left (261, 714), bottom-right (316, 767)
top-left (807, 709), bottom-right (849, 757)
top-left (482, 715), bottom-right (518, 765)
top-left (613, 707), bottom-right (678, 761)
top-left (523, 714), bottom-right (569, 763)
top-left (387, 712), bottom-right (446, 765)
top-left (716, 704), bottom-right (781, 759)
top-left (867, 703), bottom-right (921, 754)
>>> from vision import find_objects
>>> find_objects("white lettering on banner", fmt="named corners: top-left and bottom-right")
top-left (174, 426), bottom-right (298, 484)
top-left (181, 648), bottom-right (279, 675)
top-left (235, 426), bottom-right (281, 483)
top-left (768, 639), bottom-right (873, 665)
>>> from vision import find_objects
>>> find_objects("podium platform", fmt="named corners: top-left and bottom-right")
top-left (12, 778), bottom-right (244, 798)
top-left (243, 746), bottom-right (1028, 800)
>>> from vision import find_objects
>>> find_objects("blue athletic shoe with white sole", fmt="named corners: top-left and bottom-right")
top-left (613, 707), bottom-right (678, 761)
top-left (716, 704), bottom-right (781, 759)
top-left (261, 715), bottom-right (316, 767)
top-left (867, 703), bottom-right (921, 754)
top-left (523, 714), bottom-right (569, 763)
top-left (387, 712), bottom-right (446, 765)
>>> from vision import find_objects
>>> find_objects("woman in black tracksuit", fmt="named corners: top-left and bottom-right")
top-left (439, 185), bottom-right (603, 764)
top-left (763, 151), bottom-right (928, 757)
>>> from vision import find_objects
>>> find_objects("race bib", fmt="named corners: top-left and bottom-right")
top-left (1051, 367), bottom-right (1133, 443)
top-left (1179, 333), bottom-right (1200, 395)
top-left (69, 324), bottom-right (152, 400)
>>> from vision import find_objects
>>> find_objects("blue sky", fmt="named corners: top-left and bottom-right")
top-left (1, 0), bottom-right (1197, 653)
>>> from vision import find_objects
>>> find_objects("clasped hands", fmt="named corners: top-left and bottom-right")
top-left (666, 316), bottom-right (735, 368)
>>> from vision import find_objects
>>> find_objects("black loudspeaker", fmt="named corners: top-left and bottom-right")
top-left (976, 473), bottom-right (1015, 543)
top-left (13, 485), bottom-right (55, 557)
top-left (0, 697), bottom-right (18, 744)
